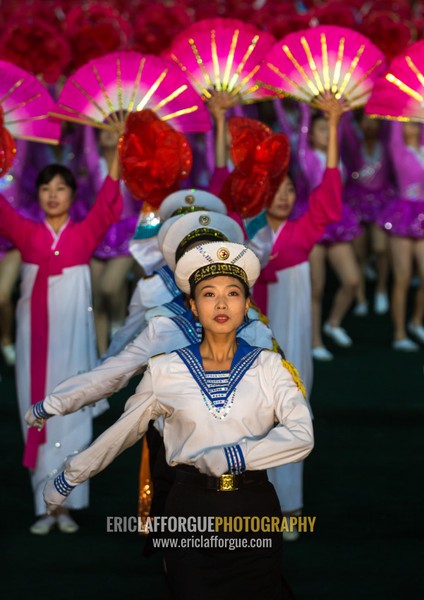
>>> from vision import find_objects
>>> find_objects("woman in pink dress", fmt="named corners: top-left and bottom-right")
top-left (0, 148), bottom-right (122, 534)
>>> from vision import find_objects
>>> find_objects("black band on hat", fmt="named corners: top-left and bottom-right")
top-left (175, 228), bottom-right (229, 263)
top-left (171, 205), bottom-right (208, 217)
top-left (189, 263), bottom-right (248, 292)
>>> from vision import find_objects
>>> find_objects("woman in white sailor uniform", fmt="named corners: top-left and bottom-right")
top-left (26, 212), bottom-right (278, 543)
top-left (41, 242), bottom-right (313, 599)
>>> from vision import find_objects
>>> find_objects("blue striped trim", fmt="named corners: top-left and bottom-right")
top-left (224, 444), bottom-right (245, 474)
top-left (176, 342), bottom-right (263, 406)
top-left (162, 297), bottom-right (186, 316)
top-left (33, 401), bottom-right (51, 419)
top-left (171, 315), bottom-right (203, 344)
top-left (155, 265), bottom-right (180, 297)
top-left (53, 472), bottom-right (75, 497)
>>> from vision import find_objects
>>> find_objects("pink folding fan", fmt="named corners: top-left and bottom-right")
top-left (256, 25), bottom-right (386, 109)
top-left (366, 40), bottom-right (424, 122)
top-left (0, 60), bottom-right (60, 143)
top-left (163, 17), bottom-right (276, 104)
top-left (51, 50), bottom-right (211, 133)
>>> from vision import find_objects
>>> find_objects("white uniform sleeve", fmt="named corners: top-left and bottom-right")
top-left (195, 354), bottom-right (313, 476)
top-left (245, 225), bottom-right (273, 268)
top-left (240, 355), bottom-right (313, 470)
top-left (104, 286), bottom-right (147, 358)
top-left (62, 368), bottom-right (162, 485)
top-left (238, 320), bottom-right (274, 350)
top-left (43, 319), bottom-right (168, 416)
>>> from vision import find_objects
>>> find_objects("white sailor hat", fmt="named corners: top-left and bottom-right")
top-left (162, 210), bottom-right (244, 271)
top-left (175, 241), bottom-right (261, 295)
top-left (159, 189), bottom-right (227, 220)
top-left (157, 214), bottom-right (180, 252)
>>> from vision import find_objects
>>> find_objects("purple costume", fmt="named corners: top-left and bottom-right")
top-left (377, 122), bottom-right (424, 238)
top-left (297, 105), bottom-right (362, 244)
top-left (341, 117), bottom-right (396, 224)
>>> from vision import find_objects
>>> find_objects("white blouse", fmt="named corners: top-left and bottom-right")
top-left (62, 347), bottom-right (314, 485)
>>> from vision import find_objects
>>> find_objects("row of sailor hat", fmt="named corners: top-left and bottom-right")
top-left (161, 210), bottom-right (244, 271)
top-left (157, 190), bottom-right (228, 258)
top-left (129, 189), bottom-right (228, 273)
top-left (129, 188), bottom-right (261, 294)
top-left (163, 194), bottom-right (260, 295)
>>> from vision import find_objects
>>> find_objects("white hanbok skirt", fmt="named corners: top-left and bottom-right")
top-left (16, 264), bottom-right (99, 515)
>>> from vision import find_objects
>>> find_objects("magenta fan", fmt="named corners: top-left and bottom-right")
top-left (366, 40), bottom-right (424, 122)
top-left (256, 25), bottom-right (386, 109)
top-left (0, 60), bottom-right (60, 143)
top-left (163, 17), bottom-right (276, 104)
top-left (52, 51), bottom-right (211, 133)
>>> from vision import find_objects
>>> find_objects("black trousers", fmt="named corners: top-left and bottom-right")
top-left (162, 468), bottom-right (285, 600)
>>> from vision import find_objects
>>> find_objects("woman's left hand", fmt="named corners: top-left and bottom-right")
top-left (193, 448), bottom-right (228, 477)
top-left (43, 472), bottom-right (75, 514)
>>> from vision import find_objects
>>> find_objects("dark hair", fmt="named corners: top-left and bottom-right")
top-left (36, 164), bottom-right (77, 193)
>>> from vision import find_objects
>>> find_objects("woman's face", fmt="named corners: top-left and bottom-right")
top-left (99, 129), bottom-right (120, 149)
top-left (310, 117), bottom-right (329, 151)
top-left (38, 175), bottom-right (74, 220)
top-left (190, 276), bottom-right (249, 334)
top-left (402, 122), bottom-right (421, 145)
top-left (267, 176), bottom-right (296, 221)
top-left (359, 114), bottom-right (380, 138)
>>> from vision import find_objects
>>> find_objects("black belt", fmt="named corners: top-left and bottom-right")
top-left (176, 466), bottom-right (268, 492)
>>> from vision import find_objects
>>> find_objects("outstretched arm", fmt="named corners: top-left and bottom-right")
top-left (108, 144), bottom-right (120, 181)
top-left (310, 91), bottom-right (347, 168)
top-left (207, 90), bottom-right (235, 168)
top-left (25, 318), bottom-right (192, 427)
top-left (43, 368), bottom-right (162, 513)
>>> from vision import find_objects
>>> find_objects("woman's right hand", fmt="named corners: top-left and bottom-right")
top-left (207, 89), bottom-right (238, 123)
top-left (310, 91), bottom-right (349, 126)
top-left (25, 401), bottom-right (51, 430)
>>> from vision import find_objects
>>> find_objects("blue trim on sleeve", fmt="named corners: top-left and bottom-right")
top-left (33, 401), bottom-right (51, 420)
top-left (224, 444), bottom-right (245, 474)
top-left (53, 472), bottom-right (76, 497)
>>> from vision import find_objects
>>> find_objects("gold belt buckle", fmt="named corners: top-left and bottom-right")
top-left (219, 474), bottom-right (238, 492)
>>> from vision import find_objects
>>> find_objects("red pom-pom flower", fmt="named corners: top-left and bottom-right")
top-left (220, 117), bottom-right (290, 218)
top-left (0, 16), bottom-right (71, 83)
top-left (0, 106), bottom-right (16, 176)
top-left (119, 110), bottom-right (192, 208)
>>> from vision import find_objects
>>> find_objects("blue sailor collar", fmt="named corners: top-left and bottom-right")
top-left (154, 265), bottom-right (180, 297)
top-left (176, 338), bottom-right (263, 418)
top-left (171, 310), bottom-right (203, 345)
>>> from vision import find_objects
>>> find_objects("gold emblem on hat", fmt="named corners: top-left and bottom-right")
top-left (199, 215), bottom-right (210, 225)
top-left (217, 247), bottom-right (230, 260)
top-left (185, 194), bottom-right (195, 205)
